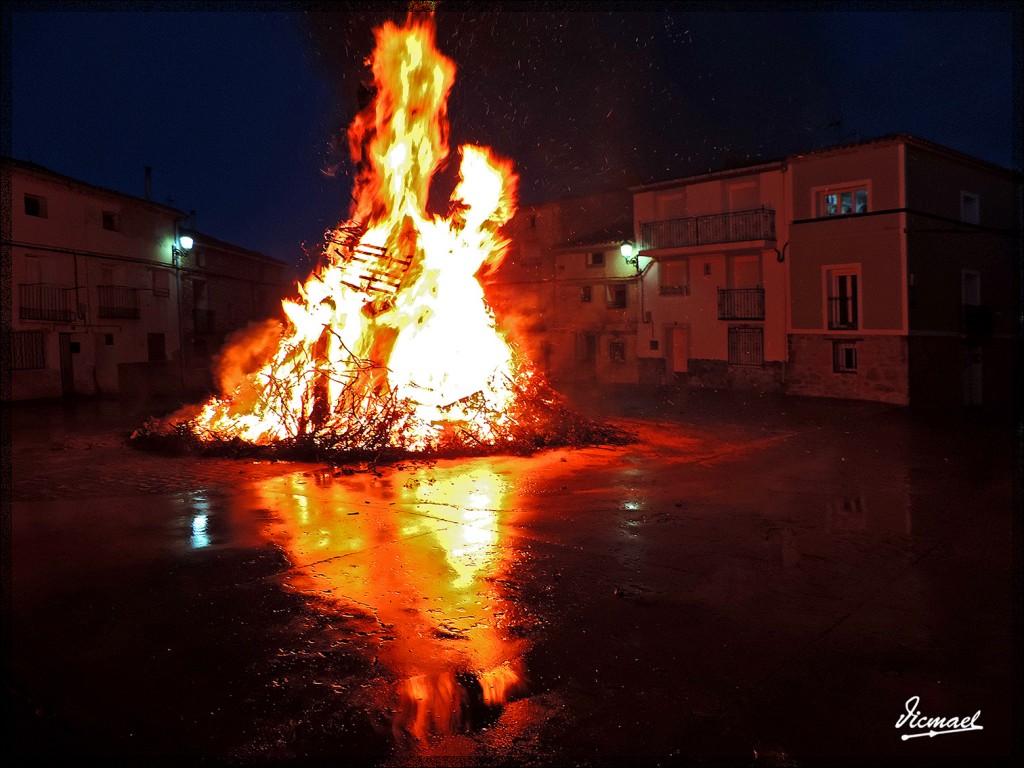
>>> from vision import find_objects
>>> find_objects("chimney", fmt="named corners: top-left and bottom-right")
top-left (144, 166), bottom-right (152, 201)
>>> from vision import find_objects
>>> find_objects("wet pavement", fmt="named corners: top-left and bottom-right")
top-left (6, 388), bottom-right (1019, 765)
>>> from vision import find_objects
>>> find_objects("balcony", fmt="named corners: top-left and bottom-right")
top-left (194, 308), bottom-right (217, 334)
top-left (19, 284), bottom-right (75, 322)
top-left (718, 287), bottom-right (765, 320)
top-left (640, 207), bottom-right (775, 251)
top-left (98, 285), bottom-right (140, 319)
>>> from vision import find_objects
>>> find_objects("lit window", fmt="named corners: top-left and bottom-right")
top-left (581, 285), bottom-right (592, 303)
top-left (587, 251), bottom-right (605, 267)
top-left (24, 194), bottom-right (47, 218)
top-left (825, 267), bottom-right (860, 330)
top-left (833, 341), bottom-right (858, 373)
top-left (820, 187), bottom-right (868, 216)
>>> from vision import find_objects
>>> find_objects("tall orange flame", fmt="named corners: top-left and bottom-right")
top-left (192, 14), bottom-right (525, 452)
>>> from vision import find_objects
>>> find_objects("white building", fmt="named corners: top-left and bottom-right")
top-left (4, 158), bottom-right (287, 401)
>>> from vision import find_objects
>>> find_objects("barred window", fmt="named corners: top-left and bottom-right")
top-left (833, 341), bottom-right (858, 373)
top-left (728, 325), bottom-right (763, 366)
top-left (12, 331), bottom-right (46, 370)
top-left (609, 339), bottom-right (626, 363)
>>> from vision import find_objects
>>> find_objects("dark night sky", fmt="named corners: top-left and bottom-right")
top-left (6, 4), bottom-right (1018, 269)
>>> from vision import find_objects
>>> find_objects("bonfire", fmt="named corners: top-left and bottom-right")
top-left (133, 13), bottom-right (628, 462)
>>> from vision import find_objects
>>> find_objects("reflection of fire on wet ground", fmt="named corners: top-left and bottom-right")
top-left (254, 462), bottom-right (533, 746)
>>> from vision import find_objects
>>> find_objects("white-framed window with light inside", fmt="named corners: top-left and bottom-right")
top-left (814, 181), bottom-right (870, 217)
top-left (960, 192), bottom-right (980, 225)
top-left (823, 264), bottom-right (861, 330)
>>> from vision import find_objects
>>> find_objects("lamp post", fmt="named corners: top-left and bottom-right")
top-left (171, 231), bottom-right (193, 391)
top-left (620, 240), bottom-right (639, 271)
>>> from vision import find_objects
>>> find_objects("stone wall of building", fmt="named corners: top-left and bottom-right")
top-left (786, 334), bottom-right (909, 404)
top-left (687, 359), bottom-right (786, 392)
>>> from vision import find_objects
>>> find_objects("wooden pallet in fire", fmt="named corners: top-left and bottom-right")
top-left (328, 222), bottom-right (414, 298)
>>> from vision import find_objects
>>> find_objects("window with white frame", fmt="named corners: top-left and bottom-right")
top-left (960, 192), bottom-right (980, 225)
top-left (819, 186), bottom-right (868, 216)
top-left (586, 251), bottom-right (605, 267)
top-left (825, 266), bottom-right (860, 330)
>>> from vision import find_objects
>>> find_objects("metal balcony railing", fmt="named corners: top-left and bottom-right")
top-left (19, 284), bottom-right (75, 322)
top-left (98, 285), bottom-right (140, 319)
top-left (639, 207), bottom-right (775, 251)
top-left (194, 308), bottom-right (217, 334)
top-left (718, 287), bottom-right (765, 320)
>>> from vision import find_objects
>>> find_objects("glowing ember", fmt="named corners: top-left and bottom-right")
top-left (189, 14), bottom-right (529, 452)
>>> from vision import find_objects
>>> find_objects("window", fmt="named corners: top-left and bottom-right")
top-left (820, 186), bottom-right (868, 216)
top-left (102, 211), bottom-right (120, 231)
top-left (833, 341), bottom-right (858, 373)
top-left (649, 339), bottom-right (660, 351)
top-left (152, 269), bottom-right (170, 297)
top-left (606, 284), bottom-right (627, 309)
top-left (12, 331), bottom-right (45, 369)
top-left (960, 192), bottom-right (980, 225)
top-left (587, 251), bottom-right (605, 267)
top-left (728, 326), bottom-right (763, 366)
top-left (105, 333), bottom-right (115, 346)
top-left (660, 260), bottom-right (689, 295)
top-left (703, 262), bottom-right (712, 277)
top-left (581, 285), bottom-right (592, 303)
top-left (609, 339), bottom-right (626, 363)
top-left (147, 333), bottom-right (166, 362)
top-left (575, 332), bottom-right (598, 362)
top-left (24, 194), bottom-right (47, 218)
top-left (528, 214), bottom-right (537, 229)
top-left (825, 266), bottom-right (860, 330)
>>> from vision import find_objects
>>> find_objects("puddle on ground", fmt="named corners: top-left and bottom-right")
top-left (252, 460), bottom-right (540, 749)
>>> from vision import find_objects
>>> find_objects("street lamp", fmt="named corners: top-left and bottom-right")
top-left (620, 240), bottom-right (639, 271)
top-left (172, 232), bottom-right (193, 265)
top-left (171, 229), bottom-right (193, 389)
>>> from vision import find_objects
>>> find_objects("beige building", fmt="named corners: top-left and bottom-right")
top-left (785, 135), bottom-right (1017, 407)
top-left (631, 163), bottom-right (789, 391)
top-left (4, 158), bottom-right (288, 401)
top-left (486, 189), bottom-right (639, 386)
top-left (489, 134), bottom-right (1017, 410)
